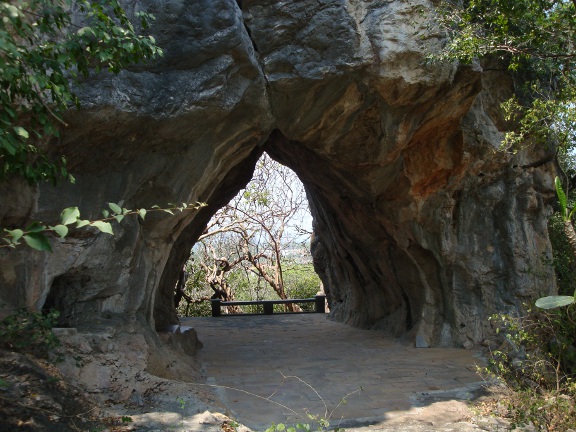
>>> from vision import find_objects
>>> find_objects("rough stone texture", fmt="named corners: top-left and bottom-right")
top-left (0, 0), bottom-right (556, 347)
top-left (53, 321), bottom-right (202, 399)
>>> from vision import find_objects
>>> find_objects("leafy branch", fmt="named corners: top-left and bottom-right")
top-left (536, 177), bottom-right (576, 309)
top-left (431, 0), bottom-right (576, 158)
top-left (1, 0), bottom-right (163, 184)
top-left (1, 201), bottom-right (207, 251)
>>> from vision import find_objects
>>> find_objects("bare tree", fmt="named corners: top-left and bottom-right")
top-left (185, 154), bottom-right (312, 313)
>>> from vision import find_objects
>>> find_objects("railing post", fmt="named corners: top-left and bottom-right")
top-left (263, 302), bottom-right (274, 315)
top-left (211, 299), bottom-right (221, 317)
top-left (315, 295), bottom-right (326, 313)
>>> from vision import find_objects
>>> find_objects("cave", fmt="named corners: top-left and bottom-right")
top-left (0, 0), bottom-right (556, 348)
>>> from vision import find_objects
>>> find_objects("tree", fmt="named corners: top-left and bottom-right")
top-left (0, 0), bottom-right (162, 184)
top-left (535, 177), bottom-right (576, 308)
top-left (178, 154), bottom-right (319, 315)
top-left (434, 0), bottom-right (575, 158)
top-left (0, 0), bottom-right (170, 250)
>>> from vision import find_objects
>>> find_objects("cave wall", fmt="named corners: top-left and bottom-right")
top-left (0, 0), bottom-right (556, 346)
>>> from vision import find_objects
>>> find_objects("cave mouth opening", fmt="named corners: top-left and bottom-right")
top-left (168, 152), bottom-right (324, 320)
top-left (152, 130), bottom-right (432, 343)
top-left (34, 126), bottom-right (437, 345)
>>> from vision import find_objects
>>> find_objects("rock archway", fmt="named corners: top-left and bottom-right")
top-left (0, 0), bottom-right (556, 347)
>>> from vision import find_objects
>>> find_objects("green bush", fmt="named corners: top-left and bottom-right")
top-left (483, 307), bottom-right (576, 430)
top-left (176, 260), bottom-right (322, 316)
top-left (0, 309), bottom-right (60, 358)
top-left (547, 211), bottom-right (576, 297)
top-left (181, 300), bottom-right (212, 317)
top-left (284, 264), bottom-right (322, 312)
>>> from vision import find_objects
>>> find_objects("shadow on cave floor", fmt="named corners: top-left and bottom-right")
top-left (180, 314), bottom-right (488, 431)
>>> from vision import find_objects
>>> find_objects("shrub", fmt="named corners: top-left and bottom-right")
top-left (547, 211), bottom-right (576, 297)
top-left (483, 307), bottom-right (576, 430)
top-left (0, 309), bottom-right (60, 358)
top-left (284, 264), bottom-right (322, 312)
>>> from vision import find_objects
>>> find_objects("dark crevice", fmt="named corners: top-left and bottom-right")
top-left (401, 287), bottom-right (413, 330)
top-left (237, 1), bottom-right (260, 56)
top-left (520, 151), bottom-right (556, 169)
top-left (387, 245), bottom-right (413, 331)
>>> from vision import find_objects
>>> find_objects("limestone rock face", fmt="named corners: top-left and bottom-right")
top-left (0, 0), bottom-right (556, 347)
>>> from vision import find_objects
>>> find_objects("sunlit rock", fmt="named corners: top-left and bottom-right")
top-left (0, 0), bottom-right (555, 346)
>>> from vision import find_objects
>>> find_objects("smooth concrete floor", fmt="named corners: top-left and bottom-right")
top-left (181, 314), bottom-right (485, 431)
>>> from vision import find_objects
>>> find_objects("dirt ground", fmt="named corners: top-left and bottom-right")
top-left (0, 347), bottom-right (517, 432)
top-left (0, 348), bottom-right (105, 431)
top-left (0, 320), bottom-right (525, 432)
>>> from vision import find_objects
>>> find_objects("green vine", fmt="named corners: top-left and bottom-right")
top-left (1, 201), bottom-right (207, 251)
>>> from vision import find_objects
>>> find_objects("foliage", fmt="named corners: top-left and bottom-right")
top-left (434, 0), bottom-right (576, 156)
top-left (283, 264), bottom-right (321, 312)
top-left (554, 176), bottom-right (576, 224)
top-left (435, 0), bottom-right (576, 63)
top-left (182, 154), bottom-right (317, 313)
top-left (1, 201), bottom-right (206, 252)
top-left (176, 259), bottom-right (321, 316)
top-left (536, 177), bottom-right (576, 309)
top-left (0, 0), bottom-right (162, 184)
top-left (0, 308), bottom-right (60, 358)
top-left (482, 309), bottom-right (576, 430)
top-left (547, 206), bottom-right (576, 297)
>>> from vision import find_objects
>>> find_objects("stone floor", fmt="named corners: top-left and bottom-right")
top-left (181, 314), bottom-right (487, 431)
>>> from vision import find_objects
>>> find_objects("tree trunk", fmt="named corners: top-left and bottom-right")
top-left (564, 220), bottom-right (576, 258)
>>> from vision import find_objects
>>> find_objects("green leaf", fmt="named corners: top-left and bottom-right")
top-left (50, 224), bottom-right (69, 238)
top-left (109, 202), bottom-right (122, 214)
top-left (76, 219), bottom-right (90, 228)
top-left (25, 222), bottom-right (46, 233)
top-left (535, 295), bottom-right (575, 309)
top-left (276, 424), bottom-right (285, 431)
top-left (4, 4), bottom-right (19, 19)
top-left (163, 209), bottom-right (174, 215)
top-left (555, 177), bottom-right (568, 219)
top-left (23, 233), bottom-right (52, 251)
top-left (91, 221), bottom-right (114, 235)
top-left (102, 209), bottom-right (110, 218)
top-left (13, 126), bottom-right (29, 139)
top-left (60, 207), bottom-right (80, 225)
top-left (114, 214), bottom-right (124, 223)
top-left (6, 229), bottom-right (24, 243)
top-left (137, 208), bottom-right (146, 220)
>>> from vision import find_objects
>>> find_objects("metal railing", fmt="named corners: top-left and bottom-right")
top-left (210, 295), bottom-right (326, 317)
